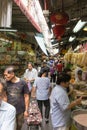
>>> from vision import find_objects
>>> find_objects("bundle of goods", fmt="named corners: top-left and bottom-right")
top-left (73, 81), bottom-right (87, 90)
top-left (71, 53), bottom-right (78, 64)
top-left (81, 100), bottom-right (87, 106)
top-left (72, 82), bottom-right (87, 96)
top-left (81, 51), bottom-right (87, 66)
top-left (76, 53), bottom-right (84, 66)
top-left (72, 82), bottom-right (87, 108)
top-left (27, 99), bottom-right (42, 125)
top-left (73, 89), bottom-right (87, 97)
top-left (64, 52), bottom-right (73, 62)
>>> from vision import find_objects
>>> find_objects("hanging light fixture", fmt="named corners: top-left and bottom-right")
top-left (69, 36), bottom-right (76, 42)
top-left (0, 28), bottom-right (17, 32)
top-left (51, 0), bottom-right (69, 41)
top-left (83, 26), bottom-right (87, 31)
top-left (50, 0), bottom-right (69, 25)
top-left (73, 20), bottom-right (87, 33)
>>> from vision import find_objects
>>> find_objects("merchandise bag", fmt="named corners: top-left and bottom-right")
top-left (27, 81), bottom-right (32, 92)
top-left (26, 99), bottom-right (42, 125)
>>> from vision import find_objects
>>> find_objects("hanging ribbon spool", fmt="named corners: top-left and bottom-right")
top-left (21, 34), bottom-right (26, 40)
top-left (50, 11), bottom-right (69, 25)
top-left (50, 0), bottom-right (69, 25)
top-left (57, 36), bottom-right (62, 41)
top-left (53, 25), bottom-right (66, 38)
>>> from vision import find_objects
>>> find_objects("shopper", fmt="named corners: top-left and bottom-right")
top-left (50, 73), bottom-right (82, 130)
top-left (75, 69), bottom-right (83, 82)
top-left (24, 62), bottom-right (38, 90)
top-left (63, 68), bottom-right (73, 99)
top-left (74, 65), bottom-right (82, 81)
top-left (40, 62), bottom-right (50, 77)
top-left (56, 60), bottom-right (63, 74)
top-left (74, 69), bottom-right (86, 93)
top-left (4, 66), bottom-right (29, 130)
top-left (63, 68), bottom-right (71, 76)
top-left (31, 69), bottom-right (52, 124)
top-left (0, 78), bottom-right (16, 130)
top-left (50, 65), bottom-right (56, 83)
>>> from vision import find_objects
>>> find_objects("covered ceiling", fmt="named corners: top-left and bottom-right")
top-left (11, 0), bottom-right (87, 52)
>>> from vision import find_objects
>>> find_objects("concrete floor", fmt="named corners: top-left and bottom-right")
top-left (21, 115), bottom-right (78, 130)
top-left (21, 88), bottom-right (77, 130)
top-left (41, 117), bottom-right (53, 130)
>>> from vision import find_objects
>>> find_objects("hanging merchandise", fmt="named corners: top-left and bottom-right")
top-left (50, 12), bottom-right (69, 25)
top-left (50, 0), bottom-right (69, 25)
top-left (14, 41), bottom-right (21, 51)
top-left (53, 25), bottom-right (66, 39)
top-left (50, 0), bottom-right (69, 41)
top-left (0, 0), bottom-right (12, 27)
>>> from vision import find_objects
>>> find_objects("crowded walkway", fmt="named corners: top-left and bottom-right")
top-left (0, 60), bottom-right (84, 130)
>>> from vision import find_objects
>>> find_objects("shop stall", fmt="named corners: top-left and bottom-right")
top-left (0, 33), bottom-right (36, 77)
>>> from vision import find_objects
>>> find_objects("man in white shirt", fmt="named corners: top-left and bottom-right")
top-left (24, 62), bottom-right (38, 90)
top-left (0, 78), bottom-right (16, 130)
top-left (50, 73), bottom-right (82, 130)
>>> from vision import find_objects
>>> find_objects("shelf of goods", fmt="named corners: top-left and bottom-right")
top-left (0, 52), bottom-right (27, 77)
top-left (0, 38), bottom-right (36, 77)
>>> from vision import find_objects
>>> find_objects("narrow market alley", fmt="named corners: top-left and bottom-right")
top-left (0, 0), bottom-right (87, 130)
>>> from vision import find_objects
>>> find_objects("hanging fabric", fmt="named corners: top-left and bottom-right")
top-left (0, 0), bottom-right (12, 27)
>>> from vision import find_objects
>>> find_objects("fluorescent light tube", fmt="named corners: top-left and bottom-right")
top-left (52, 43), bottom-right (59, 47)
top-left (73, 20), bottom-right (86, 33)
top-left (69, 36), bottom-right (76, 42)
top-left (0, 29), bottom-right (17, 32)
top-left (83, 26), bottom-right (87, 31)
top-left (74, 45), bottom-right (80, 52)
top-left (35, 35), bottom-right (48, 56)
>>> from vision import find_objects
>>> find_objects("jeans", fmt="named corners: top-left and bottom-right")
top-left (16, 113), bottom-right (24, 130)
top-left (50, 74), bottom-right (56, 83)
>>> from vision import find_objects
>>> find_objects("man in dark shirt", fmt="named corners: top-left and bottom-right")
top-left (4, 66), bottom-right (29, 130)
top-left (0, 78), bottom-right (16, 130)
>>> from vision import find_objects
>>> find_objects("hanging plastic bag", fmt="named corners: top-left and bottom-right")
top-left (27, 82), bottom-right (32, 92)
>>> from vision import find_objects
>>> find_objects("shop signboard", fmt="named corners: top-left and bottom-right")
top-left (14, 0), bottom-right (55, 55)
top-left (35, 35), bottom-right (48, 56)
top-left (13, 0), bottom-right (42, 32)
top-left (33, 0), bottom-right (54, 55)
